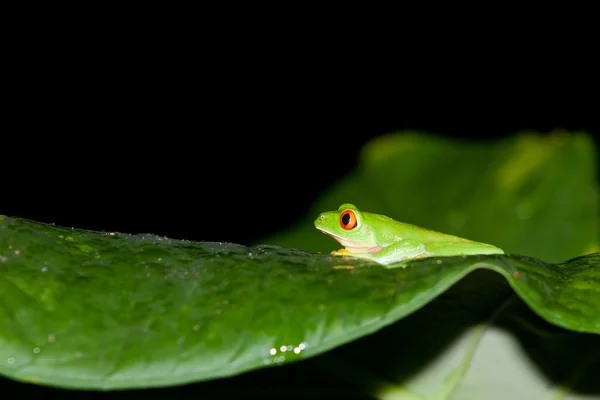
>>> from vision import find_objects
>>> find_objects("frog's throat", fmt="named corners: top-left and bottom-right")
top-left (317, 228), bottom-right (383, 254)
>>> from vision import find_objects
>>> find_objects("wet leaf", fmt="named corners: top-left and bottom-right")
top-left (0, 216), bottom-right (598, 392)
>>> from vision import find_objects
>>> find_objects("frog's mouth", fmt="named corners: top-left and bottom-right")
top-left (316, 228), bottom-right (383, 254)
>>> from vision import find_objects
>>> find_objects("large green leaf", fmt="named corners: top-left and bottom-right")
top-left (0, 215), bottom-right (598, 393)
top-left (316, 268), bottom-right (600, 400)
top-left (263, 131), bottom-right (598, 263)
top-left (2, 131), bottom-right (599, 398)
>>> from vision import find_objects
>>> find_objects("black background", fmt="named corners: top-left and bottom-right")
top-left (3, 78), bottom-right (598, 246)
top-left (1, 25), bottom-right (599, 397)
top-left (3, 32), bottom-right (598, 246)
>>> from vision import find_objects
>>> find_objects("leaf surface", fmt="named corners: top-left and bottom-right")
top-left (0, 215), bottom-right (598, 391)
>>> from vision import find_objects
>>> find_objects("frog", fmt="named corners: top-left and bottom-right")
top-left (315, 203), bottom-right (504, 265)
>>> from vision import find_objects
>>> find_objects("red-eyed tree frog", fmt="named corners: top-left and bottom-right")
top-left (315, 203), bottom-right (504, 265)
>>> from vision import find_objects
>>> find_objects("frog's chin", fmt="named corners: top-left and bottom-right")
top-left (316, 228), bottom-right (383, 254)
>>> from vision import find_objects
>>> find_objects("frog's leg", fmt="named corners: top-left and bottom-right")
top-left (332, 240), bottom-right (503, 268)
top-left (419, 241), bottom-right (504, 256)
top-left (331, 239), bottom-right (429, 265)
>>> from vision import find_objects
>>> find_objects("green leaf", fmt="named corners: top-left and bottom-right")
top-left (318, 269), bottom-right (600, 400)
top-left (262, 131), bottom-right (598, 263)
top-left (0, 216), bottom-right (598, 392)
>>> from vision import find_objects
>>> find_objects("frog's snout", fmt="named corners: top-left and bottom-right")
top-left (315, 213), bottom-right (327, 226)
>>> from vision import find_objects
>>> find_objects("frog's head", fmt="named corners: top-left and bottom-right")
top-left (314, 203), bottom-right (382, 253)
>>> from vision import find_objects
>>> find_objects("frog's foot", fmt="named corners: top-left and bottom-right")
top-left (330, 249), bottom-right (358, 269)
top-left (396, 251), bottom-right (431, 261)
top-left (331, 248), bottom-right (353, 256)
top-left (411, 252), bottom-right (429, 259)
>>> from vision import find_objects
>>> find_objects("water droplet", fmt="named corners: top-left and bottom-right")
top-left (274, 356), bottom-right (285, 363)
top-left (293, 347), bottom-right (301, 354)
top-left (516, 202), bottom-right (534, 220)
top-left (157, 257), bottom-right (162, 262)
top-left (7, 357), bottom-right (15, 364)
top-left (299, 342), bottom-right (307, 350)
top-left (269, 348), bottom-right (277, 355)
top-left (287, 345), bottom-right (293, 351)
top-left (436, 260), bottom-right (442, 265)
top-left (0, 256), bottom-right (7, 263)
top-left (263, 358), bottom-right (272, 365)
top-left (41, 266), bottom-right (48, 272)
top-left (33, 347), bottom-right (40, 354)
top-left (280, 345), bottom-right (287, 352)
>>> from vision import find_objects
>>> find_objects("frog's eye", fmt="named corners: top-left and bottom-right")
top-left (340, 209), bottom-right (357, 230)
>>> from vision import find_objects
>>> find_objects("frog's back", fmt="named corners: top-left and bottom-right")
top-left (363, 211), bottom-right (504, 255)
top-left (365, 212), bottom-right (477, 243)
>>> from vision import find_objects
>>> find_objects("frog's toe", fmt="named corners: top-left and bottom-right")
top-left (331, 249), bottom-right (352, 256)
top-left (413, 251), bottom-right (432, 259)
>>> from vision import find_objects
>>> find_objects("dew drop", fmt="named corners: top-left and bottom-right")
top-left (293, 347), bottom-right (301, 354)
top-left (280, 345), bottom-right (287, 352)
top-left (298, 342), bottom-right (307, 350)
top-left (269, 348), bottom-right (277, 355)
top-left (33, 347), bottom-right (40, 354)
top-left (7, 357), bottom-right (15, 364)
top-left (436, 259), bottom-right (443, 265)
top-left (41, 266), bottom-right (48, 272)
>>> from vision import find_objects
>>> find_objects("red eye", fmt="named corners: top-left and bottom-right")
top-left (340, 209), bottom-right (357, 230)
